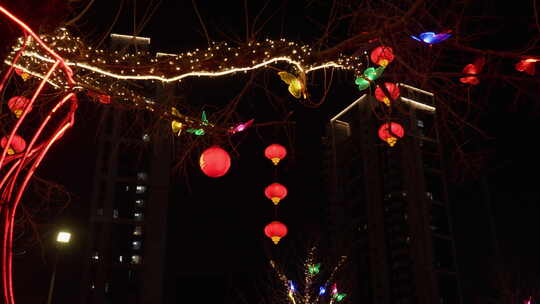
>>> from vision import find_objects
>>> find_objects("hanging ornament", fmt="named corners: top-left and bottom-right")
top-left (1, 135), bottom-right (27, 155)
top-left (229, 119), bottom-right (254, 134)
top-left (265, 143), bottom-right (287, 165)
top-left (375, 83), bottom-right (400, 106)
top-left (7, 96), bottom-right (31, 118)
top-left (199, 146), bottom-right (231, 178)
top-left (187, 111), bottom-right (208, 136)
top-left (265, 183), bottom-right (288, 205)
top-left (171, 121), bottom-right (183, 135)
top-left (354, 66), bottom-right (385, 91)
top-left (370, 46), bottom-right (394, 67)
top-left (264, 221), bottom-right (288, 244)
top-left (308, 263), bottom-right (321, 275)
top-left (460, 57), bottom-right (485, 85)
top-left (378, 122), bottom-right (404, 147)
top-left (277, 71), bottom-right (307, 99)
top-left (14, 68), bottom-right (30, 81)
top-left (515, 58), bottom-right (539, 75)
top-left (411, 30), bottom-right (452, 45)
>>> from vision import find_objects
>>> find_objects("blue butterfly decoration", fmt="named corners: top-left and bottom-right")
top-left (411, 31), bottom-right (452, 45)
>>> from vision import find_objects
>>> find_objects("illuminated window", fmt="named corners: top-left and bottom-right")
top-left (133, 226), bottom-right (142, 236)
top-left (118, 255), bottom-right (123, 263)
top-left (132, 240), bottom-right (141, 250)
top-left (132, 255), bottom-right (141, 264)
top-left (113, 209), bottom-right (119, 219)
top-left (135, 185), bottom-right (146, 194)
top-left (417, 120), bottom-right (424, 128)
top-left (142, 134), bottom-right (150, 142)
top-left (135, 199), bottom-right (144, 207)
top-left (91, 251), bottom-right (99, 260)
top-left (134, 212), bottom-right (143, 221)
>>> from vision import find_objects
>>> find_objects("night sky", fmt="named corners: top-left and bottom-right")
top-left (1, 0), bottom-right (540, 303)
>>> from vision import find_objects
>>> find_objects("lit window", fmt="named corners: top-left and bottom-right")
top-left (91, 251), bottom-right (99, 260)
top-left (426, 192), bottom-right (433, 200)
top-left (119, 255), bottom-right (123, 263)
top-left (417, 120), bottom-right (424, 128)
top-left (135, 199), bottom-right (144, 207)
top-left (132, 255), bottom-right (141, 264)
top-left (135, 185), bottom-right (146, 194)
top-left (132, 240), bottom-right (141, 250)
top-left (133, 226), bottom-right (142, 236)
top-left (137, 172), bottom-right (148, 181)
top-left (134, 213), bottom-right (143, 221)
top-left (113, 209), bottom-right (119, 218)
top-left (142, 134), bottom-right (150, 142)
top-left (124, 185), bottom-right (130, 192)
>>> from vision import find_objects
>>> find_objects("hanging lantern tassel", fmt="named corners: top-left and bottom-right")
top-left (171, 120), bottom-right (183, 135)
top-left (378, 122), bottom-right (405, 147)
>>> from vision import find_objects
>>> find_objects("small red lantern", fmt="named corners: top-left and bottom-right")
top-left (7, 96), bottom-right (31, 118)
top-left (199, 146), bottom-right (231, 178)
top-left (264, 144), bottom-right (287, 165)
top-left (370, 46), bottom-right (394, 67)
top-left (264, 183), bottom-right (288, 205)
top-left (264, 221), bottom-right (288, 244)
top-left (378, 122), bottom-right (404, 147)
top-left (375, 83), bottom-right (400, 106)
top-left (1, 135), bottom-right (27, 155)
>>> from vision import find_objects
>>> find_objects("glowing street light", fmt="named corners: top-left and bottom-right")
top-left (47, 230), bottom-right (72, 304)
top-left (56, 231), bottom-right (71, 243)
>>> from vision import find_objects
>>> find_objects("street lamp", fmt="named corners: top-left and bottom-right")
top-left (47, 231), bottom-right (71, 304)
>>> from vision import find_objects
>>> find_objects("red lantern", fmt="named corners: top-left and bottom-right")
top-left (264, 183), bottom-right (288, 205)
top-left (378, 122), bottom-right (404, 147)
top-left (1, 135), bottom-right (27, 155)
top-left (264, 221), bottom-right (288, 244)
top-left (199, 146), bottom-right (231, 178)
top-left (370, 46), bottom-right (394, 67)
top-left (375, 83), bottom-right (400, 106)
top-left (7, 96), bottom-right (31, 118)
top-left (264, 144), bottom-right (287, 165)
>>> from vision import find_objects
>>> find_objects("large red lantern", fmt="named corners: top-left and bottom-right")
top-left (264, 143), bottom-right (287, 165)
top-left (378, 122), bottom-right (404, 147)
top-left (264, 183), bottom-right (288, 205)
top-left (370, 46), bottom-right (395, 67)
top-left (1, 135), bottom-right (27, 155)
top-left (264, 221), bottom-right (288, 244)
top-left (7, 96), bottom-right (31, 118)
top-left (375, 83), bottom-right (400, 106)
top-left (199, 146), bottom-right (231, 178)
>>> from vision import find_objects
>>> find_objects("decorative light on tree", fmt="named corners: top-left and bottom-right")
top-left (515, 58), bottom-right (538, 75)
top-left (199, 146), bottom-right (231, 178)
top-left (411, 30), bottom-right (452, 45)
top-left (375, 82), bottom-right (400, 106)
top-left (265, 183), bottom-right (288, 205)
top-left (460, 57), bottom-right (485, 85)
top-left (269, 247), bottom-right (348, 304)
top-left (265, 143), bottom-right (287, 165)
top-left (264, 221), bottom-right (288, 244)
top-left (378, 122), bottom-right (405, 147)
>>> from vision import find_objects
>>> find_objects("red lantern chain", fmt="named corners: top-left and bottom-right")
top-left (265, 182), bottom-right (288, 205)
top-left (264, 143), bottom-right (287, 165)
top-left (375, 83), bottom-right (400, 106)
top-left (264, 221), bottom-right (288, 244)
top-left (7, 96), bottom-right (31, 118)
top-left (370, 46), bottom-right (395, 67)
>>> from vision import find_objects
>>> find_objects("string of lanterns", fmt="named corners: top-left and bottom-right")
top-left (263, 143), bottom-right (288, 245)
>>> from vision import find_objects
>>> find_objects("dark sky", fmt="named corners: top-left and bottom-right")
top-left (2, 0), bottom-right (540, 303)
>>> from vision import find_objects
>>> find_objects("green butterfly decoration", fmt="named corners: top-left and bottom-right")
top-left (333, 293), bottom-right (347, 302)
top-left (308, 263), bottom-right (320, 275)
top-left (354, 66), bottom-right (385, 91)
top-left (186, 111), bottom-right (208, 136)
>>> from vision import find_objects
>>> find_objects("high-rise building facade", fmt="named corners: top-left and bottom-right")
top-left (324, 84), bottom-right (461, 304)
top-left (80, 34), bottom-right (171, 304)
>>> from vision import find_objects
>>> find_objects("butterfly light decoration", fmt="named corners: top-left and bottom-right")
top-left (228, 119), bottom-right (254, 134)
top-left (278, 71), bottom-right (308, 99)
top-left (355, 66), bottom-right (386, 91)
top-left (186, 111), bottom-right (208, 136)
top-left (460, 57), bottom-right (485, 85)
top-left (515, 57), bottom-right (539, 75)
top-left (411, 30), bottom-right (452, 45)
